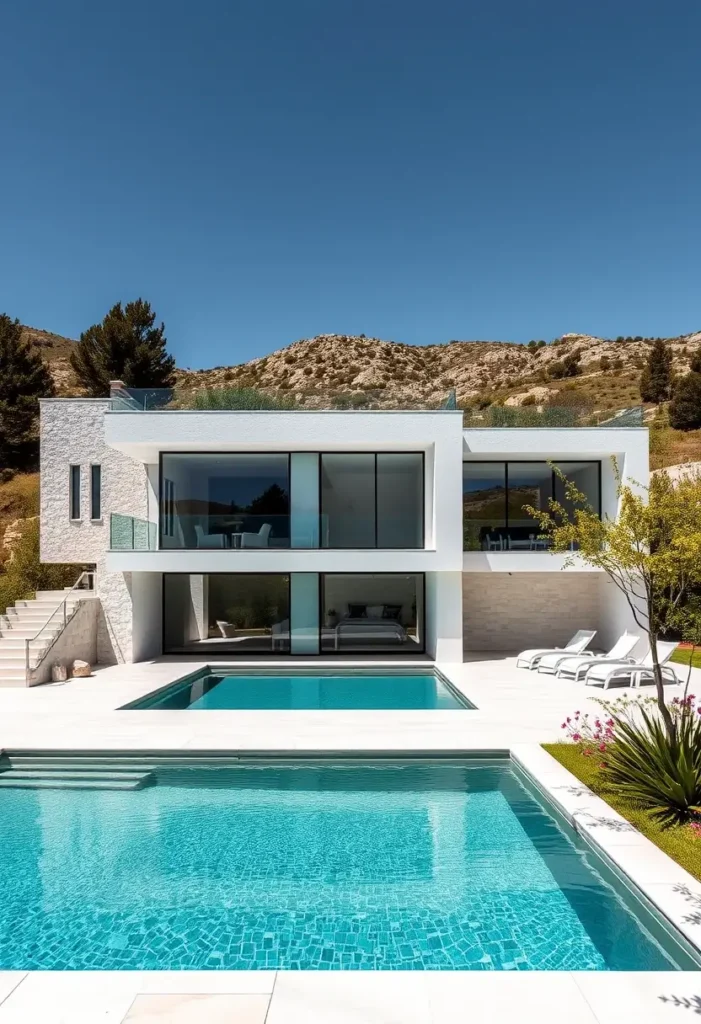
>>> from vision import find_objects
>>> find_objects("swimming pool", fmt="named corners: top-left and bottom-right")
top-left (125, 669), bottom-right (473, 710)
top-left (0, 757), bottom-right (695, 970)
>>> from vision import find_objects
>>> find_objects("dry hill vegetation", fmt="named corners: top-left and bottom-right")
top-left (18, 323), bottom-right (701, 470)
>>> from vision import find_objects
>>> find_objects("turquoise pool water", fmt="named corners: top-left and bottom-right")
top-left (128, 671), bottom-right (472, 710)
top-left (0, 759), bottom-right (694, 971)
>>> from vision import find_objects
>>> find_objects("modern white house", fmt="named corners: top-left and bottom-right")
top-left (33, 386), bottom-right (649, 676)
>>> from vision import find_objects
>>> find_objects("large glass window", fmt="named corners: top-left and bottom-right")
top-left (506, 463), bottom-right (554, 546)
top-left (163, 574), bottom-right (290, 653)
top-left (320, 454), bottom-right (375, 548)
top-left (462, 463), bottom-right (506, 551)
top-left (321, 453), bottom-right (424, 548)
top-left (320, 574), bottom-right (424, 654)
top-left (160, 454), bottom-right (290, 549)
top-left (554, 462), bottom-right (601, 519)
top-left (463, 462), bottom-right (600, 550)
top-left (377, 454), bottom-right (424, 548)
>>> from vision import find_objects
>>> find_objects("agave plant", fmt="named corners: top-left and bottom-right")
top-left (602, 705), bottom-right (701, 826)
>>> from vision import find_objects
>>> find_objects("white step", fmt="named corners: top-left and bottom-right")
top-left (0, 656), bottom-right (31, 668)
top-left (0, 669), bottom-right (28, 682)
top-left (33, 590), bottom-right (74, 599)
top-left (12, 598), bottom-right (81, 610)
top-left (0, 626), bottom-right (60, 634)
top-left (0, 638), bottom-right (54, 647)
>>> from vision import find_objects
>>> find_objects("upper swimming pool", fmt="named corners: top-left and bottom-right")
top-left (0, 757), bottom-right (695, 970)
top-left (124, 669), bottom-right (473, 711)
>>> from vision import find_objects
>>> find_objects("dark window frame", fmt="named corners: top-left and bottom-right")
top-left (462, 459), bottom-right (602, 539)
top-left (319, 451), bottom-right (425, 550)
top-left (319, 572), bottom-right (426, 656)
top-left (90, 464), bottom-right (102, 521)
top-left (158, 450), bottom-right (425, 550)
top-left (161, 571), bottom-right (426, 657)
top-left (69, 465), bottom-right (81, 521)
top-left (158, 451), bottom-right (292, 550)
top-left (162, 572), bottom-right (292, 656)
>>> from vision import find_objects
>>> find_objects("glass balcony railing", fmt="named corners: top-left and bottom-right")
top-left (110, 514), bottom-right (157, 550)
top-left (107, 385), bottom-right (459, 413)
top-left (463, 405), bottom-right (644, 428)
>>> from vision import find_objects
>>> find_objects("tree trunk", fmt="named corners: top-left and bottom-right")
top-left (650, 636), bottom-right (675, 738)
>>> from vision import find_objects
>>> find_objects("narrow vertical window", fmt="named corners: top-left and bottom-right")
top-left (90, 465), bottom-right (102, 520)
top-left (162, 478), bottom-right (175, 537)
top-left (69, 465), bottom-right (81, 520)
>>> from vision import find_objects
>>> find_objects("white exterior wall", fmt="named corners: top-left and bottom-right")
top-left (40, 399), bottom-right (150, 665)
top-left (131, 572), bottom-right (164, 662)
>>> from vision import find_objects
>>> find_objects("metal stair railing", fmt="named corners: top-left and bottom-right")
top-left (24, 571), bottom-right (96, 680)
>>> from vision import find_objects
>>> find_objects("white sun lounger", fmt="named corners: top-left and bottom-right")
top-left (516, 630), bottom-right (596, 670)
top-left (541, 632), bottom-right (640, 678)
top-left (584, 641), bottom-right (679, 689)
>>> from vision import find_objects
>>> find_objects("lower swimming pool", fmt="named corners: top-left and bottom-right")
top-left (0, 758), bottom-right (695, 970)
top-left (125, 669), bottom-right (473, 710)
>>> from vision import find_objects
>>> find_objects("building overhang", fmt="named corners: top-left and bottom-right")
top-left (104, 410), bottom-right (463, 463)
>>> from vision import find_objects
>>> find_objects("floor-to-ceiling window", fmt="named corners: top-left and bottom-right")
top-left (320, 574), bottom-right (424, 654)
top-left (162, 573), bottom-right (426, 655)
top-left (163, 574), bottom-right (290, 653)
top-left (463, 461), bottom-right (601, 550)
top-left (320, 453), bottom-right (424, 548)
top-left (160, 454), bottom-right (290, 549)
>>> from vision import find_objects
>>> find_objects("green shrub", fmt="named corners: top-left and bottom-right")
top-left (184, 387), bottom-right (297, 410)
top-left (603, 705), bottom-right (701, 826)
top-left (0, 520), bottom-right (77, 616)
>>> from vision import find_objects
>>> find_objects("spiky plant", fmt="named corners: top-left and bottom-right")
top-left (602, 706), bottom-right (701, 826)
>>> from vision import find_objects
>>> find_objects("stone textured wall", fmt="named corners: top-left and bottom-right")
top-left (29, 597), bottom-right (99, 686)
top-left (40, 400), bottom-right (150, 664)
top-left (463, 572), bottom-right (601, 652)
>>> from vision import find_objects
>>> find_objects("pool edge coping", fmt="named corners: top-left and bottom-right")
top-left (512, 743), bottom-right (701, 964)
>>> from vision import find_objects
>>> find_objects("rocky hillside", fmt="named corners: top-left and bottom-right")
top-left (20, 323), bottom-right (701, 411)
top-left (176, 331), bottom-right (701, 411)
top-left (20, 326), bottom-right (78, 396)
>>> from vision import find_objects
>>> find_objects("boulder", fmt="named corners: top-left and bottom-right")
top-left (51, 663), bottom-right (68, 682)
top-left (71, 660), bottom-right (92, 678)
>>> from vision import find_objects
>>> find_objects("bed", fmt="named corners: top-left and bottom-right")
top-left (333, 614), bottom-right (407, 650)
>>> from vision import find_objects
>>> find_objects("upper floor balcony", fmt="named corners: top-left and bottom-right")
top-left (114, 451), bottom-right (427, 553)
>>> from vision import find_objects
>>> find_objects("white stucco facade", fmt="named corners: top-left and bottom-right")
top-left (39, 399), bottom-right (649, 664)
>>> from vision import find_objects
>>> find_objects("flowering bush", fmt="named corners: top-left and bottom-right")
top-left (561, 693), bottom-right (701, 825)
top-left (561, 710), bottom-right (616, 759)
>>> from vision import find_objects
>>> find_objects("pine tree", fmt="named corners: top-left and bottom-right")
top-left (639, 338), bottom-right (672, 404)
top-left (70, 299), bottom-right (176, 397)
top-left (0, 315), bottom-right (56, 470)
top-left (669, 352), bottom-right (701, 430)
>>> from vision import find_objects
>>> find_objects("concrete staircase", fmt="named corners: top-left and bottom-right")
top-left (0, 589), bottom-right (85, 686)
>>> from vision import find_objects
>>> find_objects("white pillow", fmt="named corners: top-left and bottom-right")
top-left (367, 604), bottom-right (384, 618)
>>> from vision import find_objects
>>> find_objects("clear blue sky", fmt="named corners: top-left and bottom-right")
top-left (2, 1), bottom-right (699, 368)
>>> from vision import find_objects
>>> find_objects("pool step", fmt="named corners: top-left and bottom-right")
top-left (6, 758), bottom-right (159, 773)
top-left (0, 766), bottom-right (154, 791)
top-left (0, 776), bottom-right (147, 792)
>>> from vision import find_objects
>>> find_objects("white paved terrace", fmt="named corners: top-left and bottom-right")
top-left (1, 652), bottom-right (696, 753)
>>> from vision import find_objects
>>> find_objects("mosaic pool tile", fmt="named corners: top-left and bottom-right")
top-left (0, 761), bottom-right (684, 970)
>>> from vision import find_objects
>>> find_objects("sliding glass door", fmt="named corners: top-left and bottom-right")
top-left (163, 573), bottom-right (425, 656)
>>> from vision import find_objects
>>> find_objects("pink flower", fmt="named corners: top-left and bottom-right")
top-left (572, 733), bottom-right (581, 742)
top-left (599, 744), bottom-right (607, 753)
